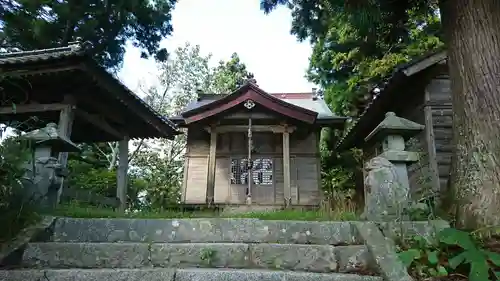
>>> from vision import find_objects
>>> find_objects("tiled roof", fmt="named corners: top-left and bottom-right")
top-left (0, 42), bottom-right (179, 135)
top-left (0, 42), bottom-right (85, 64)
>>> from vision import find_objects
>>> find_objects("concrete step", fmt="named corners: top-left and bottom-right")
top-left (0, 268), bottom-right (383, 281)
top-left (22, 242), bottom-right (375, 274)
top-left (51, 217), bottom-right (360, 245)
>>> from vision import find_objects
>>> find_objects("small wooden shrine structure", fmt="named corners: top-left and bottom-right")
top-left (337, 50), bottom-right (451, 202)
top-left (0, 42), bottom-right (179, 210)
top-left (171, 82), bottom-right (346, 207)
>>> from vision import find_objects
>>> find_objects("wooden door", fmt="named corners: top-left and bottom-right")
top-left (250, 157), bottom-right (274, 204)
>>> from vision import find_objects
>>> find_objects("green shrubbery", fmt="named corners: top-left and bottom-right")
top-left (66, 160), bottom-right (147, 210)
top-left (398, 228), bottom-right (500, 281)
top-left (0, 137), bottom-right (40, 242)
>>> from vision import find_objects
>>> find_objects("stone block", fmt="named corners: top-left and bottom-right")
top-left (174, 268), bottom-right (383, 281)
top-left (0, 269), bottom-right (175, 281)
top-left (52, 218), bottom-right (360, 245)
top-left (220, 220), bottom-right (359, 245)
top-left (334, 246), bottom-right (374, 273)
top-left (22, 242), bottom-right (150, 268)
top-left (378, 220), bottom-right (450, 242)
top-left (151, 243), bottom-right (249, 268)
top-left (363, 157), bottom-right (410, 221)
top-left (354, 222), bottom-right (413, 281)
top-left (285, 271), bottom-right (383, 281)
top-left (249, 243), bottom-right (337, 272)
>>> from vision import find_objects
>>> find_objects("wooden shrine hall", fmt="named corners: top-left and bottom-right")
top-left (171, 82), bottom-right (346, 207)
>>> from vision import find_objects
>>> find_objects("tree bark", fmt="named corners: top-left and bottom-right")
top-left (439, 0), bottom-right (500, 229)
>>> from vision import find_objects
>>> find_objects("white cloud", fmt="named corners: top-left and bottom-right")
top-left (118, 0), bottom-right (316, 95)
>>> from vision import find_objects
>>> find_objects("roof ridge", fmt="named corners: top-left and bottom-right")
top-left (0, 41), bottom-right (85, 59)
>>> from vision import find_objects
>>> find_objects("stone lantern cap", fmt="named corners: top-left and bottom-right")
top-left (23, 123), bottom-right (80, 153)
top-left (364, 112), bottom-right (424, 144)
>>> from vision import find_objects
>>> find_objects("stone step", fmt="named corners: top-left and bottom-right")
top-left (0, 268), bottom-right (383, 281)
top-left (51, 217), bottom-right (360, 245)
top-left (22, 242), bottom-right (375, 274)
top-left (221, 205), bottom-right (282, 215)
top-left (175, 268), bottom-right (383, 281)
top-left (0, 268), bottom-right (175, 281)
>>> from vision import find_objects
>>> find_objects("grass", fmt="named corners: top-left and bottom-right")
top-left (47, 202), bottom-right (359, 221)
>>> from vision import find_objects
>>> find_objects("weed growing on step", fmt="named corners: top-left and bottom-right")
top-left (200, 248), bottom-right (217, 266)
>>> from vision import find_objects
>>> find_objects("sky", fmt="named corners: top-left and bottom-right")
top-left (118, 0), bottom-right (316, 95)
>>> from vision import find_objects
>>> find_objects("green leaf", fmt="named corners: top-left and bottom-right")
top-left (427, 250), bottom-right (439, 265)
top-left (438, 228), bottom-right (476, 250)
top-left (448, 252), bottom-right (467, 269)
top-left (413, 235), bottom-right (427, 248)
top-left (398, 249), bottom-right (421, 267)
top-left (495, 271), bottom-right (500, 279)
top-left (436, 265), bottom-right (448, 276)
top-left (485, 250), bottom-right (500, 266)
top-left (468, 260), bottom-right (490, 281)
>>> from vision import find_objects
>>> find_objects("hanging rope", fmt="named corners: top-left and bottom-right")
top-left (246, 117), bottom-right (252, 204)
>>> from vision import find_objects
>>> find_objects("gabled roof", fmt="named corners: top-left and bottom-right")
top-left (181, 82), bottom-right (319, 124)
top-left (0, 42), bottom-right (179, 141)
top-left (337, 50), bottom-right (447, 150)
top-left (172, 83), bottom-right (347, 128)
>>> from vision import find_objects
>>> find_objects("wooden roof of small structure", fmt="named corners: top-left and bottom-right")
top-left (171, 82), bottom-right (347, 128)
top-left (337, 50), bottom-right (447, 150)
top-left (0, 42), bottom-right (180, 142)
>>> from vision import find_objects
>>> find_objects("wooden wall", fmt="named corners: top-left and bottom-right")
top-left (183, 125), bottom-right (209, 204)
top-left (183, 125), bottom-right (321, 206)
top-left (426, 76), bottom-right (453, 193)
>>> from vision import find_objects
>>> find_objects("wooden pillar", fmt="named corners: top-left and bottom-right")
top-left (282, 127), bottom-right (291, 208)
top-left (181, 156), bottom-right (189, 203)
top-left (56, 98), bottom-right (75, 205)
top-left (247, 118), bottom-right (252, 205)
top-left (206, 126), bottom-right (217, 206)
top-left (424, 90), bottom-right (441, 206)
top-left (116, 137), bottom-right (129, 212)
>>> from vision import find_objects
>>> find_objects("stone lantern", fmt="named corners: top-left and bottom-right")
top-left (22, 123), bottom-right (79, 209)
top-left (362, 112), bottom-right (424, 221)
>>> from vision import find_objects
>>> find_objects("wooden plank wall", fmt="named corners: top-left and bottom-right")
top-left (426, 76), bottom-right (453, 193)
top-left (184, 126), bottom-right (209, 204)
top-left (291, 132), bottom-right (320, 204)
top-left (183, 126), bottom-right (321, 206)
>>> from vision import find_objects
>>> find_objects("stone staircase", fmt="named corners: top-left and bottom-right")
top-left (0, 217), bottom-right (383, 281)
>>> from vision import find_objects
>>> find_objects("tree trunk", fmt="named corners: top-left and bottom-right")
top-left (439, 0), bottom-right (500, 229)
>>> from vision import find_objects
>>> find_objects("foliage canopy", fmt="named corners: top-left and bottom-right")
top-left (0, 0), bottom-right (177, 70)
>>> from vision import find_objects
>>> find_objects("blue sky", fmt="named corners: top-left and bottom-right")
top-left (118, 0), bottom-right (316, 94)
